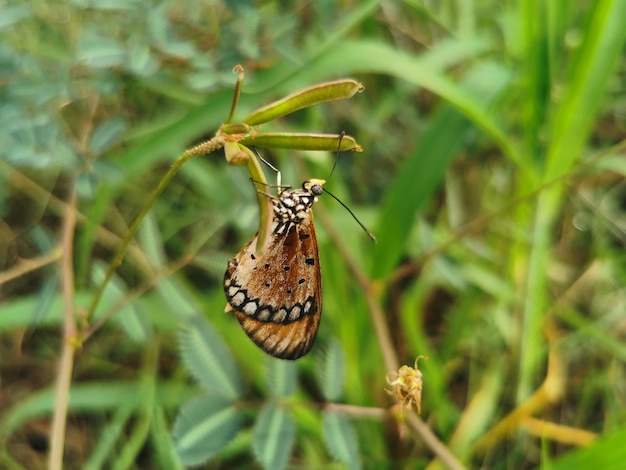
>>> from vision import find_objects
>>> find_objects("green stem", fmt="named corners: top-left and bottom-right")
top-left (237, 145), bottom-right (272, 254)
top-left (517, 185), bottom-right (561, 402)
top-left (85, 137), bottom-right (224, 324)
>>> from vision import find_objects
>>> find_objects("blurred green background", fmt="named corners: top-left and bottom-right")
top-left (1, 1), bottom-right (626, 469)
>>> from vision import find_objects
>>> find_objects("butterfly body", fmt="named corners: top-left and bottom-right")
top-left (224, 179), bottom-right (325, 360)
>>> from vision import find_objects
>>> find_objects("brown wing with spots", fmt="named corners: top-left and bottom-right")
top-left (223, 214), bottom-right (322, 360)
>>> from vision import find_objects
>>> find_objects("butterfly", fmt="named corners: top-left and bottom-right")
top-left (224, 178), bottom-right (326, 360)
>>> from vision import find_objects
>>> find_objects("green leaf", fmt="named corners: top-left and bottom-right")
top-left (322, 409), bottom-right (360, 470)
top-left (252, 400), bottom-right (296, 470)
top-left (317, 339), bottom-right (345, 402)
top-left (0, 5), bottom-right (31, 29)
top-left (32, 273), bottom-right (58, 324)
top-left (248, 40), bottom-right (519, 168)
top-left (89, 118), bottom-right (128, 154)
top-left (545, 0), bottom-right (626, 181)
top-left (370, 61), bottom-right (512, 278)
top-left (83, 401), bottom-right (136, 470)
top-left (151, 406), bottom-right (185, 470)
top-left (546, 428), bottom-right (626, 470)
top-left (178, 314), bottom-right (243, 399)
top-left (265, 356), bottom-right (298, 397)
top-left (138, 211), bottom-right (166, 268)
top-left (156, 278), bottom-right (199, 319)
top-left (2, 381), bottom-right (144, 435)
top-left (172, 395), bottom-right (243, 466)
top-left (77, 37), bottom-right (126, 68)
top-left (91, 262), bottom-right (152, 343)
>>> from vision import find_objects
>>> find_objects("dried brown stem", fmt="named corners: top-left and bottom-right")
top-left (48, 184), bottom-right (78, 470)
top-left (0, 250), bottom-right (62, 286)
top-left (315, 206), bottom-right (464, 469)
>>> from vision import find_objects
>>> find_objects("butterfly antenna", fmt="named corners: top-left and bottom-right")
top-left (323, 188), bottom-right (377, 243)
top-left (323, 132), bottom-right (376, 242)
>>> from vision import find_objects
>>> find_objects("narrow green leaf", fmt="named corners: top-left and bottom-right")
top-left (370, 62), bottom-right (512, 278)
top-left (2, 381), bottom-right (144, 435)
top-left (317, 339), bottom-right (345, 401)
top-left (151, 406), bottom-right (185, 470)
top-left (545, 0), bottom-right (626, 180)
top-left (460, 264), bottom-right (517, 302)
top-left (112, 377), bottom-right (156, 469)
top-left (322, 409), bottom-right (361, 470)
top-left (91, 262), bottom-right (152, 342)
top-left (83, 401), bottom-right (135, 470)
top-left (172, 395), bottom-right (243, 466)
top-left (594, 154), bottom-right (626, 176)
top-left (249, 40), bottom-right (520, 170)
top-left (265, 357), bottom-right (298, 397)
top-left (178, 314), bottom-right (243, 399)
top-left (253, 400), bottom-right (296, 470)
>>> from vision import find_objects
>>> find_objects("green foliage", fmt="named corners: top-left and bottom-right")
top-left (252, 400), bottom-right (296, 470)
top-left (322, 410), bottom-right (361, 470)
top-left (2, 0), bottom-right (626, 468)
top-left (546, 428), bottom-right (626, 470)
top-left (371, 62), bottom-right (513, 277)
top-left (178, 315), bottom-right (243, 400)
top-left (172, 394), bottom-right (243, 466)
top-left (91, 261), bottom-right (153, 342)
top-left (317, 339), bottom-right (346, 402)
top-left (265, 356), bottom-right (298, 397)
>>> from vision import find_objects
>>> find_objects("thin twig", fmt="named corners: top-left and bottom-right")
top-left (388, 141), bottom-right (626, 286)
top-left (85, 137), bottom-right (223, 323)
top-left (405, 413), bottom-right (467, 470)
top-left (83, 253), bottom-right (194, 341)
top-left (48, 184), bottom-right (78, 470)
top-left (324, 403), bottom-right (387, 419)
top-left (0, 250), bottom-right (62, 286)
top-left (0, 161), bottom-right (154, 276)
top-left (315, 206), bottom-right (464, 469)
top-left (315, 205), bottom-right (398, 371)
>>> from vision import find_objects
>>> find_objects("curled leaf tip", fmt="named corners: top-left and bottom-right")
top-left (233, 64), bottom-right (244, 74)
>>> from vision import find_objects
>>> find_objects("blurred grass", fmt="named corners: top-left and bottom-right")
top-left (1, 1), bottom-right (626, 469)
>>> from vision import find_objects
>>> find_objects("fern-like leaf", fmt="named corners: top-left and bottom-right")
top-left (265, 356), bottom-right (297, 397)
top-left (179, 314), bottom-right (243, 399)
top-left (253, 400), bottom-right (295, 470)
top-left (316, 339), bottom-right (345, 401)
top-left (322, 409), bottom-right (360, 470)
top-left (173, 394), bottom-right (242, 466)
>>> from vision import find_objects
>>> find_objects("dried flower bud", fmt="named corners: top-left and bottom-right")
top-left (385, 356), bottom-right (427, 414)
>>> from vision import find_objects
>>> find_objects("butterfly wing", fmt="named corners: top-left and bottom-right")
top-left (224, 213), bottom-right (322, 360)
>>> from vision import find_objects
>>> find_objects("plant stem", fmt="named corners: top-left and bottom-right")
top-left (48, 184), bottom-right (78, 470)
top-left (85, 137), bottom-right (224, 323)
